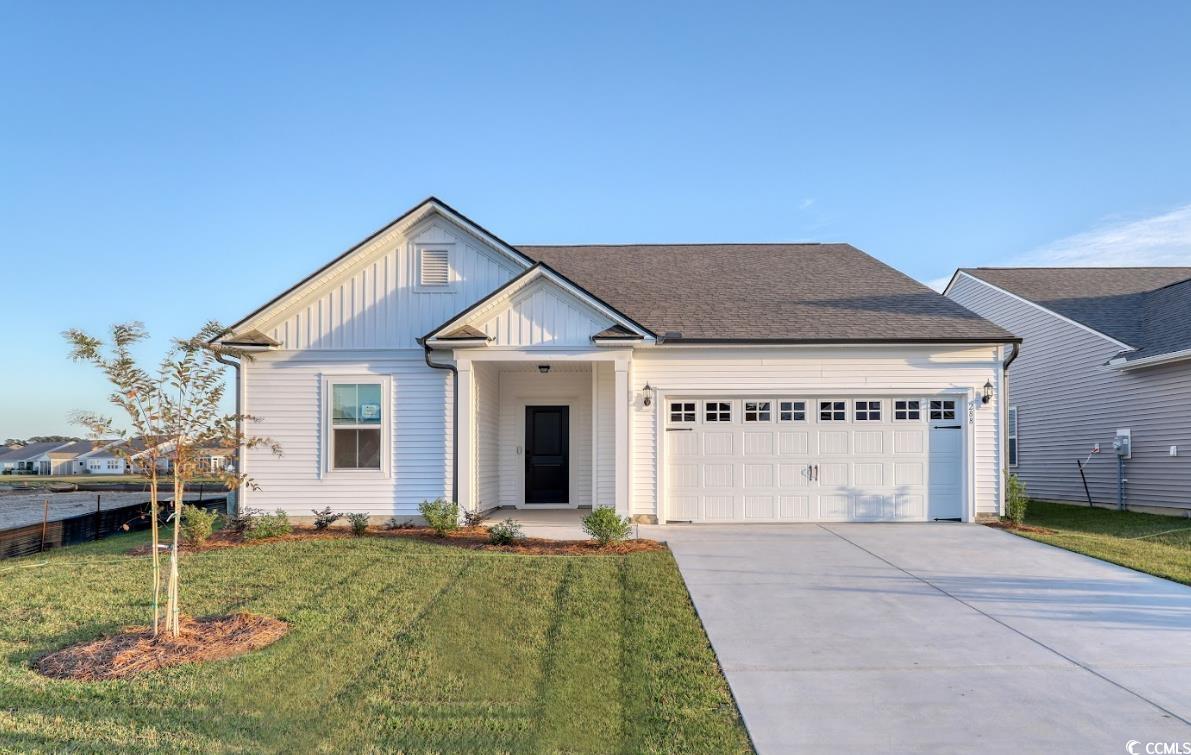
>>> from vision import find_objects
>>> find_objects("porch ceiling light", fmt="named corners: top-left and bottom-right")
top-left (538, 364), bottom-right (550, 374)
top-left (643, 383), bottom-right (653, 407)
top-left (982, 379), bottom-right (993, 404)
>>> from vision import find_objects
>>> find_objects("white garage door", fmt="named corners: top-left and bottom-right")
top-left (665, 397), bottom-right (964, 523)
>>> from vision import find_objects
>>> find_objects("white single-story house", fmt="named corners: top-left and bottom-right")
top-left (0, 441), bottom-right (74, 474)
top-left (212, 198), bottom-right (1019, 523)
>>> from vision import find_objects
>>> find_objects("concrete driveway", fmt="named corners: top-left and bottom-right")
top-left (653, 523), bottom-right (1191, 754)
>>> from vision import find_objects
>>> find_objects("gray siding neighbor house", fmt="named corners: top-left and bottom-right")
top-left (946, 267), bottom-right (1191, 514)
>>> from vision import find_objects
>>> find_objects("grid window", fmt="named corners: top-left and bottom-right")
top-left (1008, 406), bottom-right (1019, 466)
top-left (819, 400), bottom-right (846, 421)
top-left (854, 400), bottom-right (881, 421)
top-left (705, 401), bottom-right (732, 422)
top-left (669, 401), bottom-right (696, 423)
top-left (331, 382), bottom-right (383, 469)
top-left (894, 400), bottom-right (921, 421)
top-left (744, 401), bottom-right (772, 422)
top-left (779, 400), bottom-right (806, 422)
top-left (930, 399), bottom-right (957, 421)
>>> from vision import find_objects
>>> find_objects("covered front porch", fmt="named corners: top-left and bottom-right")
top-left (455, 352), bottom-right (632, 518)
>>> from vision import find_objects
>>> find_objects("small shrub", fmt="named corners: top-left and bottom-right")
top-left (180, 504), bottom-right (220, 547)
top-left (385, 517), bottom-right (415, 530)
top-left (345, 512), bottom-right (370, 536)
top-left (226, 507), bottom-right (263, 535)
top-left (487, 518), bottom-right (525, 546)
top-left (1006, 472), bottom-right (1029, 526)
top-left (311, 506), bottom-right (341, 530)
top-left (462, 509), bottom-right (486, 528)
top-left (419, 499), bottom-right (459, 537)
top-left (582, 507), bottom-right (632, 546)
top-left (244, 509), bottom-right (292, 540)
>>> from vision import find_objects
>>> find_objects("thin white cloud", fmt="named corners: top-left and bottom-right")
top-left (798, 198), bottom-right (815, 210)
top-left (1011, 203), bottom-right (1191, 267)
top-left (925, 203), bottom-right (1191, 291)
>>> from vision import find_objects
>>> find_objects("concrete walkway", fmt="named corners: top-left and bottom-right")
top-left (654, 523), bottom-right (1191, 754)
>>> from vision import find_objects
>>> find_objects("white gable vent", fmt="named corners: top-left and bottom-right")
top-left (419, 248), bottom-right (451, 287)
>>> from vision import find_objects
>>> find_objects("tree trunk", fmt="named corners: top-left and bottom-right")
top-left (149, 466), bottom-right (161, 637)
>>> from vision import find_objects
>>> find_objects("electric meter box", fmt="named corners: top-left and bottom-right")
top-left (1113, 429), bottom-right (1131, 459)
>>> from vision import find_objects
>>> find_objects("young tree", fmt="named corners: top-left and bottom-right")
top-left (67, 323), bottom-right (171, 635)
top-left (66, 321), bottom-right (278, 638)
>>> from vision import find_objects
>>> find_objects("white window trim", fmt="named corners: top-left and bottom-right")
top-left (743, 399), bottom-right (773, 423)
top-left (818, 398), bottom-right (848, 422)
top-left (929, 398), bottom-right (958, 422)
top-left (893, 399), bottom-right (923, 422)
top-left (1008, 405), bottom-right (1019, 467)
top-left (414, 243), bottom-right (455, 292)
top-left (853, 399), bottom-right (882, 422)
top-left (704, 400), bottom-right (733, 423)
top-left (668, 400), bottom-right (697, 424)
top-left (321, 375), bottom-right (392, 478)
top-left (777, 399), bottom-right (808, 423)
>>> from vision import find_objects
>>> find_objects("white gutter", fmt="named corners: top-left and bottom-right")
top-left (1108, 347), bottom-right (1191, 371)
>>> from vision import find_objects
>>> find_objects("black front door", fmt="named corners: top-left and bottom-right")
top-left (525, 406), bottom-right (569, 504)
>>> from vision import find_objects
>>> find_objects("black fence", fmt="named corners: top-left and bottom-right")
top-left (0, 497), bottom-right (228, 561)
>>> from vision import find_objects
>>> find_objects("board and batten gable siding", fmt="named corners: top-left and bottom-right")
top-left (240, 350), bottom-right (452, 518)
top-left (256, 217), bottom-right (523, 350)
top-left (452, 276), bottom-right (617, 347)
top-left (628, 346), bottom-right (1004, 519)
top-left (948, 273), bottom-right (1191, 511)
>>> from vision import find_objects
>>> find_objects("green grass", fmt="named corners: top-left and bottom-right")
top-left (0, 532), bottom-right (749, 753)
top-left (1011, 500), bottom-right (1191, 585)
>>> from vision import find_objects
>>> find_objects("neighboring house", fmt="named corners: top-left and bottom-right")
top-left (81, 438), bottom-right (175, 475)
top-left (211, 198), bottom-right (1017, 524)
top-left (946, 267), bottom-right (1191, 514)
top-left (0, 441), bottom-right (73, 474)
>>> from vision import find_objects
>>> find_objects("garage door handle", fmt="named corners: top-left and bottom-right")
top-left (936, 425), bottom-right (962, 430)
top-left (666, 427), bottom-right (693, 432)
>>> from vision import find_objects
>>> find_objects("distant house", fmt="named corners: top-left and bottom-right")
top-left (946, 267), bottom-right (1191, 514)
top-left (0, 441), bottom-right (75, 474)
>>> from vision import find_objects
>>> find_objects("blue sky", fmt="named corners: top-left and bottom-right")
top-left (3, 1), bottom-right (1190, 439)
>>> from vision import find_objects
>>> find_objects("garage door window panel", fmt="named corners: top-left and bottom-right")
top-left (744, 401), bottom-right (772, 422)
top-left (669, 401), bottom-right (696, 423)
top-left (854, 400), bottom-right (881, 421)
top-left (705, 401), bottom-right (732, 422)
top-left (930, 400), bottom-right (957, 421)
top-left (778, 400), bottom-right (806, 422)
top-left (894, 400), bottom-right (921, 421)
top-left (819, 400), bottom-right (846, 421)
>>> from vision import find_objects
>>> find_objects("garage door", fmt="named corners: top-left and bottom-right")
top-left (665, 397), bottom-right (964, 522)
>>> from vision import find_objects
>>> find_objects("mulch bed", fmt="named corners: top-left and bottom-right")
top-left (127, 526), bottom-right (666, 556)
top-left (36, 613), bottom-right (288, 681)
top-left (984, 520), bottom-right (1057, 534)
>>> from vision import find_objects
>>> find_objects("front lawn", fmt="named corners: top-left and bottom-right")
top-left (0, 533), bottom-right (749, 753)
top-left (1012, 500), bottom-right (1191, 585)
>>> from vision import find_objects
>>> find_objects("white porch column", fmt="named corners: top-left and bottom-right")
top-left (614, 359), bottom-right (630, 517)
top-left (456, 358), bottom-right (475, 513)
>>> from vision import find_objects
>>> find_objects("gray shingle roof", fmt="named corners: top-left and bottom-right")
top-left (960, 267), bottom-right (1191, 361)
top-left (518, 244), bottom-right (1017, 343)
top-left (0, 441), bottom-right (72, 462)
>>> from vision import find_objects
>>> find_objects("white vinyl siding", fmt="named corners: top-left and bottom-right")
top-left (631, 346), bottom-right (1002, 520)
top-left (474, 362), bottom-right (501, 510)
top-left (255, 217), bottom-right (522, 350)
top-left (242, 351), bottom-right (452, 518)
top-left (949, 272), bottom-right (1191, 511)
